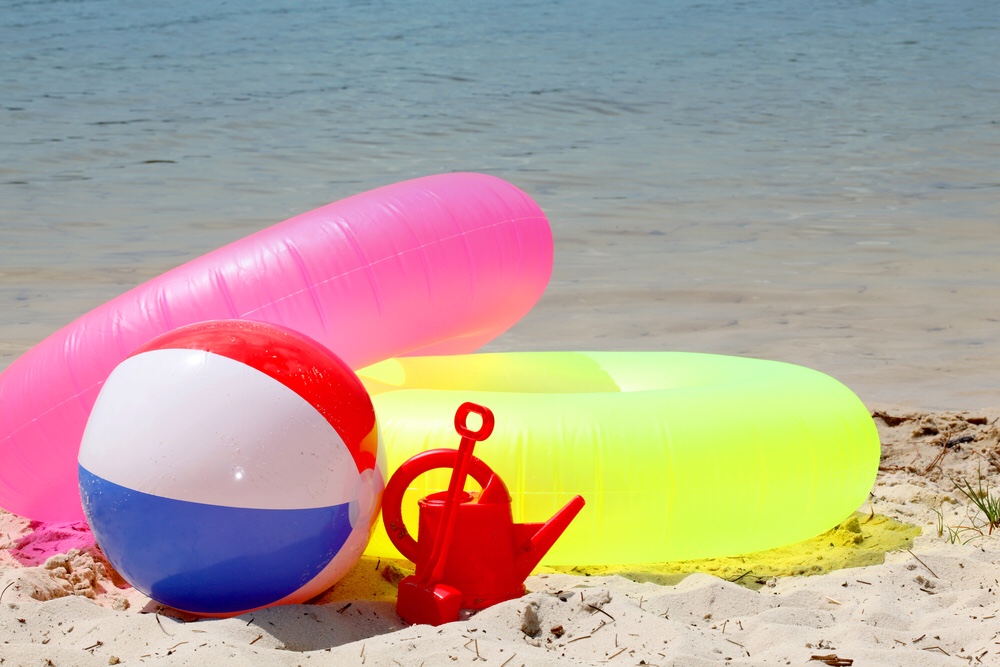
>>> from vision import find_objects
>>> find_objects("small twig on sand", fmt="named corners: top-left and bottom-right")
top-left (607, 646), bottom-right (628, 660)
top-left (923, 446), bottom-right (948, 475)
top-left (906, 549), bottom-right (938, 578)
top-left (155, 609), bottom-right (174, 636)
top-left (0, 581), bottom-right (14, 603)
top-left (587, 604), bottom-right (615, 621)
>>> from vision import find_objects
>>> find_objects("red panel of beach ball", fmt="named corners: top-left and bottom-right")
top-left (78, 320), bottom-right (386, 616)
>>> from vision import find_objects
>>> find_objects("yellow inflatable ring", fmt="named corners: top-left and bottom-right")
top-left (360, 351), bottom-right (879, 565)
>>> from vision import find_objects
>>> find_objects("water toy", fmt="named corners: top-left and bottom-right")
top-left (0, 173), bottom-right (551, 522)
top-left (385, 402), bottom-right (584, 625)
top-left (360, 351), bottom-right (880, 565)
top-left (78, 320), bottom-right (385, 616)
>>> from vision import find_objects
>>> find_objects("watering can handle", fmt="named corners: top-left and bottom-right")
top-left (455, 401), bottom-right (495, 441)
top-left (381, 448), bottom-right (498, 563)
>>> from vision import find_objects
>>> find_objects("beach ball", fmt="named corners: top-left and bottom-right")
top-left (78, 320), bottom-right (385, 616)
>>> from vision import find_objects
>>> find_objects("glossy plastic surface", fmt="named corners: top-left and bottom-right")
top-left (0, 173), bottom-right (551, 521)
top-left (360, 351), bottom-right (880, 565)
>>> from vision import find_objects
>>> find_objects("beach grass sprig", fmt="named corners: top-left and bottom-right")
top-left (952, 468), bottom-right (1000, 536)
top-left (936, 466), bottom-right (1000, 544)
top-left (933, 507), bottom-right (980, 545)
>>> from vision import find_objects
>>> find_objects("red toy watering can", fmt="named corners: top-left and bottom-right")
top-left (382, 402), bottom-right (585, 626)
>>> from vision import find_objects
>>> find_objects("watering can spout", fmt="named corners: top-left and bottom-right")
top-left (513, 495), bottom-right (586, 581)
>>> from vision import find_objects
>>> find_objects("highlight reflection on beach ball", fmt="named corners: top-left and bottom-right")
top-left (78, 320), bottom-right (386, 616)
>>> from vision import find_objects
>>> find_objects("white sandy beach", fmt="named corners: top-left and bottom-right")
top-left (2, 405), bottom-right (998, 666)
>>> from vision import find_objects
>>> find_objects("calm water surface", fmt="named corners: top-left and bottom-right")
top-left (2, 0), bottom-right (998, 409)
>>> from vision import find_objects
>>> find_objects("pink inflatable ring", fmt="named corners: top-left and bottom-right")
top-left (0, 173), bottom-right (552, 522)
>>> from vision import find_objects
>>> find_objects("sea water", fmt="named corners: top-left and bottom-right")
top-left (1, 0), bottom-right (998, 409)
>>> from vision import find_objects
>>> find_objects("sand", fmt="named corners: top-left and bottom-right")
top-left (2, 406), bottom-right (999, 666)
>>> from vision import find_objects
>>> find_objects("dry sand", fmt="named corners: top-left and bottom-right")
top-left (2, 406), bottom-right (999, 666)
